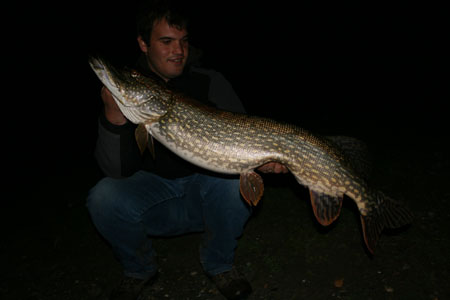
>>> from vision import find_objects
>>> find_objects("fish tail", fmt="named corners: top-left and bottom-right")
top-left (360, 190), bottom-right (413, 254)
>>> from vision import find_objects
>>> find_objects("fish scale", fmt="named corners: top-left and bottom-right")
top-left (89, 56), bottom-right (413, 254)
top-left (158, 100), bottom-right (340, 180)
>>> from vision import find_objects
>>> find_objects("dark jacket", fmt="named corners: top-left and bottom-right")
top-left (94, 56), bottom-right (246, 179)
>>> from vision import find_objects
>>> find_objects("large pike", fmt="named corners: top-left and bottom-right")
top-left (89, 56), bottom-right (412, 254)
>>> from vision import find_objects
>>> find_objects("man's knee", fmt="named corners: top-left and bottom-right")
top-left (206, 177), bottom-right (249, 212)
top-left (86, 177), bottom-right (121, 216)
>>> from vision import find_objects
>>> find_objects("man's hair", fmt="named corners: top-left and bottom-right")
top-left (136, 0), bottom-right (189, 45)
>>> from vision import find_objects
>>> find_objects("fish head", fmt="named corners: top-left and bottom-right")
top-left (89, 56), bottom-right (171, 124)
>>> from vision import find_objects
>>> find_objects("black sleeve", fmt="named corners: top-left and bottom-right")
top-left (94, 112), bottom-right (143, 178)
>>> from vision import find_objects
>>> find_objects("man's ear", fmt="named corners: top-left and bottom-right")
top-left (137, 36), bottom-right (148, 53)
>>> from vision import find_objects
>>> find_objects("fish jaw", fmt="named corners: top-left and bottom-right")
top-left (88, 56), bottom-right (169, 124)
top-left (89, 57), bottom-right (124, 104)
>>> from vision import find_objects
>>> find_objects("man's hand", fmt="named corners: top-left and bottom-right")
top-left (101, 87), bottom-right (127, 125)
top-left (257, 162), bottom-right (289, 174)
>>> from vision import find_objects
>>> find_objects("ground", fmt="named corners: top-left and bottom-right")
top-left (2, 126), bottom-right (449, 300)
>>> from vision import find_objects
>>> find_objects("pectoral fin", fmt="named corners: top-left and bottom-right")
top-left (135, 123), bottom-right (155, 159)
top-left (135, 124), bottom-right (148, 155)
top-left (309, 190), bottom-right (343, 226)
top-left (240, 171), bottom-right (264, 206)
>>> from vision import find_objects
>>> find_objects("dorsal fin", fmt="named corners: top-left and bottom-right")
top-left (325, 135), bottom-right (372, 181)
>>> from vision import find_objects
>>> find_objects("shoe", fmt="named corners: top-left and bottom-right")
top-left (109, 272), bottom-right (158, 300)
top-left (210, 267), bottom-right (252, 300)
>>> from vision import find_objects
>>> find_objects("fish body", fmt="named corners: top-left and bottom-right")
top-left (89, 56), bottom-right (412, 253)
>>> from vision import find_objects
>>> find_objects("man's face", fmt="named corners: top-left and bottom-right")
top-left (138, 19), bottom-right (189, 82)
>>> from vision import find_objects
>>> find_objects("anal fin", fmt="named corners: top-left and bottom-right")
top-left (240, 171), bottom-right (264, 206)
top-left (309, 190), bottom-right (343, 226)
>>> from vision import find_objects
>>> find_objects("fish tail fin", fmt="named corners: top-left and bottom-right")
top-left (360, 190), bottom-right (413, 254)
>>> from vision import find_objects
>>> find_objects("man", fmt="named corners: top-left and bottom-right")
top-left (87, 1), bottom-right (287, 299)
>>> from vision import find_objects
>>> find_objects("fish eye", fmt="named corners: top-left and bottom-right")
top-left (131, 70), bottom-right (139, 78)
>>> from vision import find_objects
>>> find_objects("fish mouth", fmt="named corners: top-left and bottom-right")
top-left (88, 56), bottom-right (117, 89)
top-left (88, 56), bottom-right (139, 107)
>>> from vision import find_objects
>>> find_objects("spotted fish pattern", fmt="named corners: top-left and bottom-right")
top-left (89, 56), bottom-right (413, 254)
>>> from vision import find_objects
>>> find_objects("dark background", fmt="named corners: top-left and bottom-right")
top-left (8, 1), bottom-right (447, 176)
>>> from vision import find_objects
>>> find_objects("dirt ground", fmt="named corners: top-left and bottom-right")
top-left (2, 124), bottom-right (449, 300)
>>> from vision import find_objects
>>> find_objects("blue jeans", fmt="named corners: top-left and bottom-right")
top-left (86, 171), bottom-right (251, 280)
